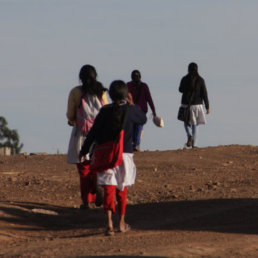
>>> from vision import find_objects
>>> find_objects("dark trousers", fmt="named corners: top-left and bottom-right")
top-left (133, 124), bottom-right (143, 147)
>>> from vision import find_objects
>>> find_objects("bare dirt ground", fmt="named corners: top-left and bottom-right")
top-left (0, 145), bottom-right (258, 257)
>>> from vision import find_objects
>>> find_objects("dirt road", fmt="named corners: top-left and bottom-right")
top-left (0, 145), bottom-right (257, 257)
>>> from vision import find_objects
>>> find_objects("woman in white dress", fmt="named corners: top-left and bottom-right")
top-left (179, 62), bottom-right (210, 148)
top-left (66, 65), bottom-right (108, 209)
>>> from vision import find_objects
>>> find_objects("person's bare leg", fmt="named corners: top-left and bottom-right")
top-left (119, 214), bottom-right (125, 231)
top-left (117, 187), bottom-right (129, 232)
top-left (119, 214), bottom-right (131, 232)
top-left (107, 210), bottom-right (113, 231)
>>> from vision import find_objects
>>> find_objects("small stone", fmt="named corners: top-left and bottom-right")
top-left (207, 184), bottom-right (213, 190)
top-left (32, 208), bottom-right (58, 215)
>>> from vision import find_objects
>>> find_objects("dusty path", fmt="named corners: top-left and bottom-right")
top-left (0, 145), bottom-right (258, 257)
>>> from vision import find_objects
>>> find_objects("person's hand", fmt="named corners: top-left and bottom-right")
top-left (126, 93), bottom-right (134, 105)
top-left (206, 109), bottom-right (210, 114)
top-left (78, 152), bottom-right (84, 162)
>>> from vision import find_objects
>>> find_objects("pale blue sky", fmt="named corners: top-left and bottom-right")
top-left (1, 0), bottom-right (257, 153)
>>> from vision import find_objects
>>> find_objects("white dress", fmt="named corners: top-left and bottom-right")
top-left (182, 104), bottom-right (206, 126)
top-left (97, 153), bottom-right (136, 191)
top-left (67, 126), bottom-right (87, 164)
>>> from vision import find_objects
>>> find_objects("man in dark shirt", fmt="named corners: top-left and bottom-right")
top-left (127, 70), bottom-right (156, 151)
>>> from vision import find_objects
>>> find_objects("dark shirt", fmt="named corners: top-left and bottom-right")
top-left (80, 103), bottom-right (147, 155)
top-left (179, 74), bottom-right (209, 109)
top-left (127, 81), bottom-right (156, 114)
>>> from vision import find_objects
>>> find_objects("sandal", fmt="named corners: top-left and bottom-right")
top-left (105, 228), bottom-right (115, 236)
top-left (118, 223), bottom-right (131, 233)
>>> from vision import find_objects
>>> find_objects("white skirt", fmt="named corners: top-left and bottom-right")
top-left (182, 104), bottom-right (206, 126)
top-left (97, 153), bottom-right (136, 191)
top-left (67, 126), bottom-right (89, 164)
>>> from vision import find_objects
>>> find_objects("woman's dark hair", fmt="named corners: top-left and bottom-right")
top-left (188, 62), bottom-right (200, 90)
top-left (188, 62), bottom-right (199, 76)
top-left (79, 64), bottom-right (106, 98)
top-left (109, 80), bottom-right (128, 137)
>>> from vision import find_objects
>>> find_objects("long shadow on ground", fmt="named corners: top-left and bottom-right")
top-left (0, 198), bottom-right (257, 235)
top-left (127, 198), bottom-right (258, 235)
top-left (0, 201), bottom-right (104, 232)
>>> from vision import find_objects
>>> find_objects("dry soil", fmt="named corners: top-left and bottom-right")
top-left (0, 145), bottom-right (258, 257)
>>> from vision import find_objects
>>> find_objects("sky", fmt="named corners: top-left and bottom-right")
top-left (1, 0), bottom-right (258, 154)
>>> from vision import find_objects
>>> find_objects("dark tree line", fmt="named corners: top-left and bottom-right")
top-left (0, 116), bottom-right (23, 154)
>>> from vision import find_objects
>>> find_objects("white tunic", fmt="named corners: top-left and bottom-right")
top-left (67, 126), bottom-right (88, 164)
top-left (182, 104), bottom-right (206, 126)
top-left (97, 153), bottom-right (136, 191)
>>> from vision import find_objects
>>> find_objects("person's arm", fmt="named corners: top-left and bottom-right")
top-left (201, 79), bottom-right (210, 112)
top-left (101, 91), bottom-right (109, 105)
top-left (179, 77), bottom-right (185, 93)
top-left (66, 90), bottom-right (77, 126)
top-left (66, 87), bottom-right (82, 126)
top-left (145, 85), bottom-right (156, 116)
top-left (79, 128), bottom-right (95, 158)
top-left (126, 92), bottom-right (134, 105)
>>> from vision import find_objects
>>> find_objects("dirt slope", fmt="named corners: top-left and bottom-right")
top-left (0, 145), bottom-right (258, 257)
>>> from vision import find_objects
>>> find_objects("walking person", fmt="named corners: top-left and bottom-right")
top-left (66, 64), bottom-right (108, 209)
top-left (178, 62), bottom-right (210, 148)
top-left (79, 80), bottom-right (147, 235)
top-left (127, 70), bottom-right (156, 151)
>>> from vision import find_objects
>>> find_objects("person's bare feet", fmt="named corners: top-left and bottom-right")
top-left (105, 226), bottom-right (114, 236)
top-left (106, 210), bottom-right (114, 236)
top-left (119, 223), bottom-right (131, 233)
